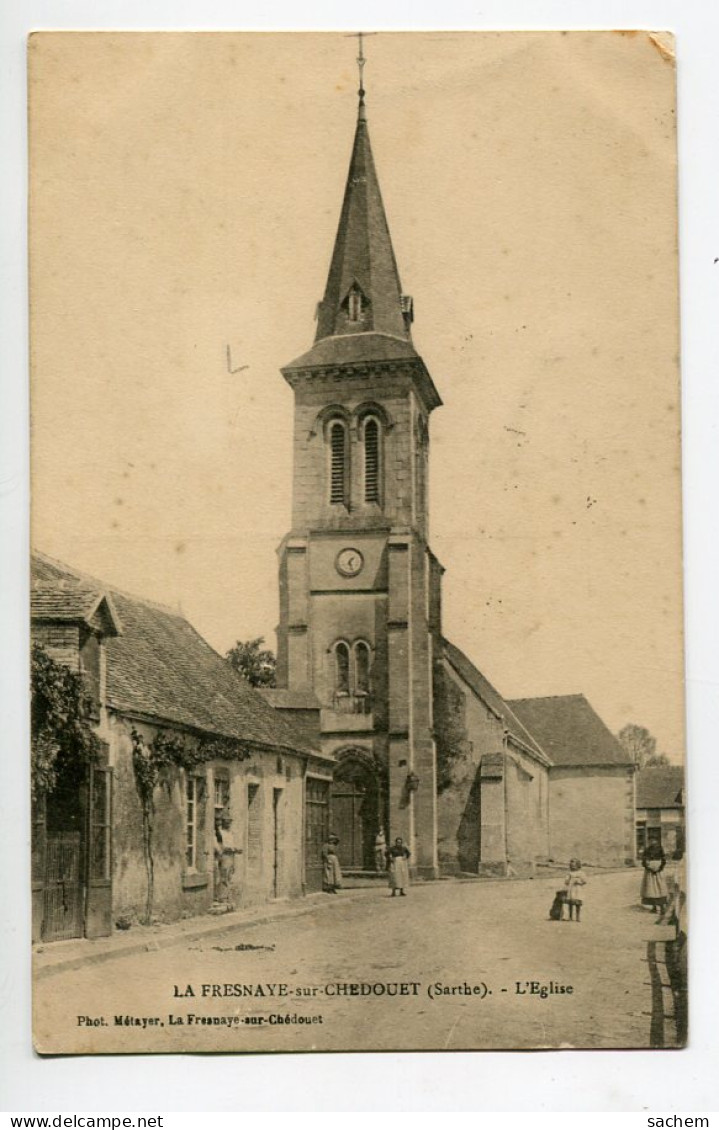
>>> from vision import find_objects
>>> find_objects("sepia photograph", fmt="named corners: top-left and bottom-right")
top-left (28, 30), bottom-right (686, 1055)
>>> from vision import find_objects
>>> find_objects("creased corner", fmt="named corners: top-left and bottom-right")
top-left (648, 32), bottom-right (676, 65)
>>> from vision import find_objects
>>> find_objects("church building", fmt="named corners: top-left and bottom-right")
top-left (273, 59), bottom-right (635, 879)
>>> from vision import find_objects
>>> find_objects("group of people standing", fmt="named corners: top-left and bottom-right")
top-left (322, 828), bottom-right (411, 897)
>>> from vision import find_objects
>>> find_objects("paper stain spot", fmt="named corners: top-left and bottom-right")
top-left (175, 541), bottom-right (186, 554)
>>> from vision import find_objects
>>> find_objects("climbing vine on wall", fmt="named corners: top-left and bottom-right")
top-left (130, 728), bottom-right (251, 923)
top-left (31, 642), bottom-right (100, 801)
top-left (433, 661), bottom-right (470, 794)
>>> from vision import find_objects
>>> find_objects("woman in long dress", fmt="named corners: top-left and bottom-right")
top-left (322, 833), bottom-right (343, 894)
top-left (387, 837), bottom-right (410, 897)
top-left (640, 840), bottom-right (668, 912)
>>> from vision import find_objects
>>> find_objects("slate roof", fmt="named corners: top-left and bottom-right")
top-left (283, 93), bottom-right (442, 414)
top-left (507, 695), bottom-right (633, 768)
top-left (283, 332), bottom-right (422, 372)
top-left (31, 585), bottom-right (122, 634)
top-left (314, 100), bottom-right (409, 344)
top-left (636, 765), bottom-right (684, 809)
top-left (442, 638), bottom-right (550, 764)
top-left (31, 553), bottom-right (317, 756)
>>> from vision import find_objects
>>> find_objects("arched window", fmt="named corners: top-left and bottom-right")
top-left (363, 416), bottom-right (381, 503)
top-left (328, 420), bottom-right (348, 505)
top-left (335, 641), bottom-right (350, 695)
top-left (354, 641), bottom-right (371, 695)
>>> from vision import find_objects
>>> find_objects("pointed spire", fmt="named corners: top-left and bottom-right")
top-left (314, 39), bottom-right (411, 345)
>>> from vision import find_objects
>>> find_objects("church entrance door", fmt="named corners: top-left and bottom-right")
top-left (330, 753), bottom-right (379, 871)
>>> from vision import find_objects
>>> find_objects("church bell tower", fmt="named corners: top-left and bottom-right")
top-left (276, 46), bottom-right (443, 877)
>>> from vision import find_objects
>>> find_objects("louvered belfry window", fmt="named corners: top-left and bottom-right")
top-left (329, 421), bottom-right (347, 504)
top-left (364, 417), bottom-right (380, 503)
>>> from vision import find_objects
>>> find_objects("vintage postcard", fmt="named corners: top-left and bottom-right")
top-left (29, 30), bottom-right (685, 1054)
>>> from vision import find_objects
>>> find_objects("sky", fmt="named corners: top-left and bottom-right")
top-left (29, 31), bottom-right (684, 759)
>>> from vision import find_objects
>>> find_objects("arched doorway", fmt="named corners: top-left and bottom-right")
top-left (330, 749), bottom-right (383, 872)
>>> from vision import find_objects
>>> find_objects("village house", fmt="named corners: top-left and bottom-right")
top-left (31, 552), bottom-right (332, 944)
top-left (635, 765), bottom-right (685, 859)
top-left (508, 695), bottom-right (636, 867)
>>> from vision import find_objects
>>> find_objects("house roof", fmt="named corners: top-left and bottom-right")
top-left (636, 765), bottom-right (684, 809)
top-left (442, 638), bottom-right (550, 764)
top-left (31, 553), bottom-right (317, 757)
top-left (507, 694), bottom-right (633, 768)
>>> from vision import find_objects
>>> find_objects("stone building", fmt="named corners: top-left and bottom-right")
top-left (635, 765), bottom-right (685, 858)
top-left (274, 75), bottom-right (635, 878)
top-left (31, 552), bottom-right (332, 943)
top-left (508, 695), bottom-right (636, 867)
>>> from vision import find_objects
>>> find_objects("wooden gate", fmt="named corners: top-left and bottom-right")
top-left (85, 765), bottom-right (113, 939)
top-left (304, 777), bottom-right (329, 892)
top-left (33, 758), bottom-right (113, 943)
top-left (43, 831), bottom-right (84, 942)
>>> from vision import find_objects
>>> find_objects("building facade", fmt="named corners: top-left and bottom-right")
top-left (509, 695), bottom-right (636, 867)
top-left (635, 765), bottom-right (685, 858)
top-left (31, 553), bottom-right (332, 944)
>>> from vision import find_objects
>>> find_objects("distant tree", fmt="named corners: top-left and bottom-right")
top-left (226, 637), bottom-right (277, 688)
top-left (645, 753), bottom-right (671, 768)
top-left (617, 723), bottom-right (660, 770)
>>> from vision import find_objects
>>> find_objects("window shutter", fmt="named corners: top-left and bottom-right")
top-left (247, 784), bottom-right (262, 871)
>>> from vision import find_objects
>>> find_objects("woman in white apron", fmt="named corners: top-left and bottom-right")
top-left (387, 837), bottom-right (410, 897)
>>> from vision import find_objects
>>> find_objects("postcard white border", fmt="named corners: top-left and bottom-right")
top-left (1, 0), bottom-right (718, 1113)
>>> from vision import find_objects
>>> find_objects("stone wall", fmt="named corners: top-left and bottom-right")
top-left (505, 746), bottom-right (550, 874)
top-left (549, 766), bottom-right (636, 867)
top-left (108, 714), bottom-right (307, 926)
top-left (434, 656), bottom-right (551, 875)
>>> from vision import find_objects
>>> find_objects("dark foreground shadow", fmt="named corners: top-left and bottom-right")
top-left (647, 939), bottom-right (688, 1048)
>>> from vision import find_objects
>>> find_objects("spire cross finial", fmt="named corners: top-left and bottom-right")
top-left (357, 31), bottom-right (366, 101)
top-left (345, 31), bottom-right (374, 108)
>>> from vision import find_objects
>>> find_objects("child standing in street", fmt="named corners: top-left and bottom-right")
top-left (564, 857), bottom-right (587, 921)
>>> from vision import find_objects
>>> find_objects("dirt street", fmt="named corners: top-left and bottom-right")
top-left (34, 869), bottom-right (678, 1053)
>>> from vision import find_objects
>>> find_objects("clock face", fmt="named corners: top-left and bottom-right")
top-left (336, 547), bottom-right (364, 578)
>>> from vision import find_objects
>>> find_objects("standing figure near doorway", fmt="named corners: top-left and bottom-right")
top-left (322, 833), bottom-right (343, 893)
top-left (374, 827), bottom-right (387, 874)
top-left (387, 837), bottom-right (410, 897)
top-left (214, 813), bottom-right (242, 908)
